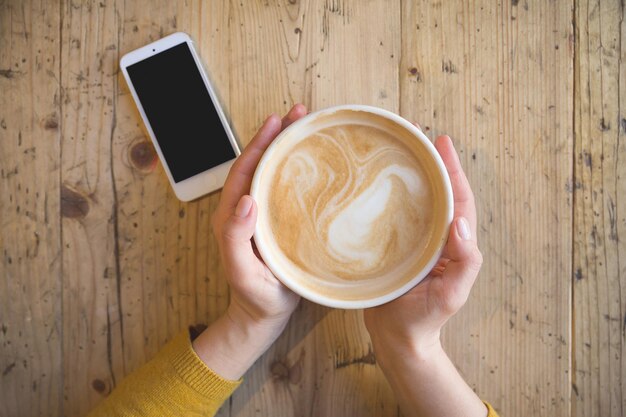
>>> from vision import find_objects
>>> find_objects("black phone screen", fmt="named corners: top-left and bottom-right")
top-left (126, 42), bottom-right (236, 183)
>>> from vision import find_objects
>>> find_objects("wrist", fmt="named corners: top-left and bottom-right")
top-left (192, 305), bottom-right (290, 381)
top-left (372, 338), bottom-right (488, 417)
top-left (225, 301), bottom-right (290, 347)
top-left (369, 329), bottom-right (443, 370)
top-left (224, 299), bottom-right (291, 343)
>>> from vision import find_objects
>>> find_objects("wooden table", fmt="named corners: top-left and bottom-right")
top-left (1, 1), bottom-right (624, 416)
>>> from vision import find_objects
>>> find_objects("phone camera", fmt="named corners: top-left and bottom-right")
top-left (152, 49), bottom-right (155, 51)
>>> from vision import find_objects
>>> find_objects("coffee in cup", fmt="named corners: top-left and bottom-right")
top-left (251, 105), bottom-right (453, 308)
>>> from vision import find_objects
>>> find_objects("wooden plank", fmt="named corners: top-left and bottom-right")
top-left (0, 1), bottom-right (63, 416)
top-left (227, 1), bottom-right (402, 416)
top-left (400, 1), bottom-right (573, 416)
top-left (112, 0), bottom-right (233, 397)
top-left (60, 1), bottom-right (125, 415)
top-left (573, 0), bottom-right (626, 416)
top-left (55, 1), bottom-right (235, 415)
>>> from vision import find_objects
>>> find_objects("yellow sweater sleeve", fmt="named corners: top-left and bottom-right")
top-left (485, 401), bottom-right (499, 417)
top-left (88, 330), bottom-right (241, 417)
top-left (88, 328), bottom-right (500, 417)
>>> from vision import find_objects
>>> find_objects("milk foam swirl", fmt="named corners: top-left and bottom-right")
top-left (268, 124), bottom-right (434, 282)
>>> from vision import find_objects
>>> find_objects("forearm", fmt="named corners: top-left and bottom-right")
top-left (89, 303), bottom-right (287, 417)
top-left (88, 329), bottom-right (242, 417)
top-left (373, 339), bottom-right (487, 417)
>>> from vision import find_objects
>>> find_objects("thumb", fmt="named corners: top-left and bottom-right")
top-left (440, 217), bottom-right (483, 312)
top-left (220, 195), bottom-right (258, 275)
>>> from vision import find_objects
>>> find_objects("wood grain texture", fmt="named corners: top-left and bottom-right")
top-left (60, 1), bottom-right (124, 415)
top-left (112, 0), bottom-right (233, 405)
top-left (400, 1), bottom-right (573, 416)
top-left (0, 1), bottom-right (63, 416)
top-left (573, 0), bottom-right (625, 416)
top-left (1, 1), bottom-right (624, 416)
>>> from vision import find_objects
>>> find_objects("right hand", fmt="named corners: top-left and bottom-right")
top-left (211, 104), bottom-right (307, 330)
top-left (192, 105), bottom-right (308, 381)
top-left (364, 134), bottom-right (483, 357)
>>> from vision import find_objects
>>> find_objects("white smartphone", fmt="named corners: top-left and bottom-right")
top-left (120, 32), bottom-right (240, 201)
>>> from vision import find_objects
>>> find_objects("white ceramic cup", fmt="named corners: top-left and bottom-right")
top-left (250, 105), bottom-right (453, 309)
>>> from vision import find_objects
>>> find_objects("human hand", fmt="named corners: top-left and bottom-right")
top-left (211, 104), bottom-right (307, 329)
top-left (364, 134), bottom-right (483, 358)
top-left (193, 105), bottom-right (307, 380)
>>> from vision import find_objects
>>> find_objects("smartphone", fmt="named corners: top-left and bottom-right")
top-left (120, 32), bottom-right (240, 201)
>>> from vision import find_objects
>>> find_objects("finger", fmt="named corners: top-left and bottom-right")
top-left (220, 114), bottom-right (281, 210)
top-left (282, 103), bottom-right (307, 130)
top-left (428, 257), bottom-right (449, 277)
top-left (221, 104), bottom-right (308, 210)
top-left (412, 121), bottom-right (422, 130)
top-left (220, 195), bottom-right (261, 277)
top-left (430, 265), bottom-right (446, 277)
top-left (434, 135), bottom-right (477, 237)
top-left (440, 217), bottom-right (483, 313)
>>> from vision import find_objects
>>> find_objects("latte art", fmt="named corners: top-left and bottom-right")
top-left (268, 124), bottom-right (434, 282)
top-left (252, 106), bottom-right (452, 307)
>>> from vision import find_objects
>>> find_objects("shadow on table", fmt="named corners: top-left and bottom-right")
top-left (228, 299), bottom-right (331, 415)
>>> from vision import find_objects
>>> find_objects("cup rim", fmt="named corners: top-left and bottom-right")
top-left (250, 104), bottom-right (454, 309)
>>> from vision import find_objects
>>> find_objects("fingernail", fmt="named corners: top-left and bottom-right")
top-left (235, 196), bottom-right (253, 218)
top-left (457, 217), bottom-right (471, 240)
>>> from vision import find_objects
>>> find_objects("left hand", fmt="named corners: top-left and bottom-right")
top-left (364, 134), bottom-right (483, 358)
top-left (211, 104), bottom-right (307, 329)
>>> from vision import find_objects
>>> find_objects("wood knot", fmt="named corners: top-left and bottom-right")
top-left (574, 268), bottom-right (583, 280)
top-left (129, 141), bottom-right (157, 171)
top-left (408, 67), bottom-right (421, 81)
top-left (43, 114), bottom-right (59, 130)
top-left (0, 69), bottom-right (17, 79)
top-left (2, 362), bottom-right (16, 376)
top-left (270, 350), bottom-right (304, 385)
top-left (599, 118), bottom-right (610, 131)
top-left (92, 379), bottom-right (106, 393)
top-left (441, 60), bottom-right (457, 74)
top-left (61, 185), bottom-right (89, 219)
top-left (270, 361), bottom-right (289, 379)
